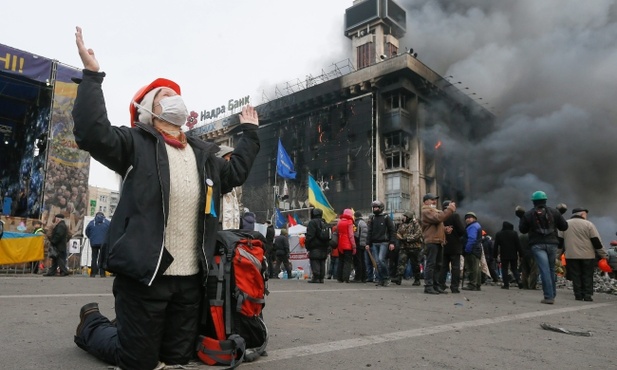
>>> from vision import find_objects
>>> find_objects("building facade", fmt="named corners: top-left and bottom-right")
top-left (189, 0), bottom-right (493, 222)
top-left (87, 186), bottom-right (119, 218)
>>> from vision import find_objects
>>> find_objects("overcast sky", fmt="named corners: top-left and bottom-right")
top-left (2, 0), bottom-right (352, 189)
top-left (4, 0), bottom-right (617, 241)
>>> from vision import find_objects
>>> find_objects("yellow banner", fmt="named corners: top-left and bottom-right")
top-left (0, 235), bottom-right (45, 264)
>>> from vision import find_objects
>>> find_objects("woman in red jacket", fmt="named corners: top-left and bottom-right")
top-left (337, 209), bottom-right (357, 282)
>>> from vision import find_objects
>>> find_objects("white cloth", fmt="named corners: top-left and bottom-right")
top-left (221, 188), bottom-right (241, 230)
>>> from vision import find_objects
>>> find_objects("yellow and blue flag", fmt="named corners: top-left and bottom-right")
top-left (308, 175), bottom-right (336, 223)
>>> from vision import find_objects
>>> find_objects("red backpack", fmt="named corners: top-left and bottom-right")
top-left (197, 230), bottom-right (269, 368)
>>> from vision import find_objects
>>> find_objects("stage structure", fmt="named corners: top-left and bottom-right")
top-left (0, 43), bottom-right (87, 237)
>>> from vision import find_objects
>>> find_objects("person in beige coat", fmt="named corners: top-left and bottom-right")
top-left (558, 207), bottom-right (607, 301)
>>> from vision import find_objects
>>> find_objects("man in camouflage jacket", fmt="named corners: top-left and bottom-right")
top-left (392, 211), bottom-right (423, 285)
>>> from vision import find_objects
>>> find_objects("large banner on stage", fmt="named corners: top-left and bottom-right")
top-left (41, 63), bottom-right (89, 237)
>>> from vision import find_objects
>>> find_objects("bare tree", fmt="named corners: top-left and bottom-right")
top-left (240, 184), bottom-right (273, 222)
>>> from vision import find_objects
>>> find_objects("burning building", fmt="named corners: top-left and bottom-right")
top-left (189, 0), bottom-right (492, 221)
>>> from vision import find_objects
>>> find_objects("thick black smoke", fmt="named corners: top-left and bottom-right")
top-left (397, 0), bottom-right (617, 241)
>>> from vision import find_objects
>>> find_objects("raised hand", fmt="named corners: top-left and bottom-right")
top-left (239, 105), bottom-right (259, 126)
top-left (75, 26), bottom-right (100, 72)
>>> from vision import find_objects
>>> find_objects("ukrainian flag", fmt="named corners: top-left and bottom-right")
top-left (0, 232), bottom-right (44, 265)
top-left (308, 175), bottom-right (336, 223)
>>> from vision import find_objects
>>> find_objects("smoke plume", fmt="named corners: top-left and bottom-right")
top-left (398, 0), bottom-right (617, 241)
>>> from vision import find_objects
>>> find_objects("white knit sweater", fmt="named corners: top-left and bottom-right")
top-left (162, 144), bottom-right (201, 276)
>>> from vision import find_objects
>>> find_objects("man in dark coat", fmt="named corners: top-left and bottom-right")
top-left (439, 200), bottom-right (466, 293)
top-left (273, 229), bottom-right (293, 279)
top-left (85, 212), bottom-right (110, 277)
top-left (44, 214), bottom-right (70, 276)
top-left (306, 208), bottom-right (329, 283)
top-left (493, 221), bottom-right (523, 289)
top-left (265, 221), bottom-right (275, 278)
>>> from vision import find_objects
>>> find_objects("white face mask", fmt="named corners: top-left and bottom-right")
top-left (135, 95), bottom-right (188, 127)
top-left (155, 95), bottom-right (189, 127)
top-left (430, 204), bottom-right (437, 208)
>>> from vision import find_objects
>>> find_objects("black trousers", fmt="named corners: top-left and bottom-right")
top-left (48, 249), bottom-right (69, 274)
top-left (338, 250), bottom-right (354, 282)
top-left (75, 274), bottom-right (201, 370)
top-left (352, 247), bottom-right (366, 281)
top-left (90, 245), bottom-right (106, 277)
top-left (439, 253), bottom-right (461, 289)
top-left (500, 259), bottom-right (520, 287)
top-left (424, 243), bottom-right (443, 288)
top-left (566, 258), bottom-right (595, 298)
top-left (309, 258), bottom-right (326, 280)
top-left (274, 254), bottom-right (292, 277)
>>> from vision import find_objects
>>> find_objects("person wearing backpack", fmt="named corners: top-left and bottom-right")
top-left (71, 27), bottom-right (261, 370)
top-left (518, 191), bottom-right (568, 304)
top-left (306, 208), bottom-right (330, 283)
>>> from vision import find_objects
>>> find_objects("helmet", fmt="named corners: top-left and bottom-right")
top-left (464, 212), bottom-right (477, 219)
top-left (129, 78), bottom-right (181, 127)
top-left (531, 191), bottom-right (548, 201)
top-left (403, 211), bottom-right (415, 221)
top-left (371, 200), bottom-right (384, 212)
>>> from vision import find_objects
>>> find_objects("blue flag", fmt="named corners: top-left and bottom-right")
top-left (275, 207), bottom-right (286, 228)
top-left (277, 139), bottom-right (296, 179)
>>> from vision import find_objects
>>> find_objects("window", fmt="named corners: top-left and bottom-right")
top-left (357, 43), bottom-right (374, 69)
top-left (385, 173), bottom-right (410, 211)
top-left (384, 93), bottom-right (408, 111)
top-left (385, 151), bottom-right (408, 169)
top-left (386, 42), bottom-right (398, 57)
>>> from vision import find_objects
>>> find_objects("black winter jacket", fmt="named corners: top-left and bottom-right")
top-left (519, 205), bottom-right (568, 246)
top-left (366, 212), bottom-right (396, 245)
top-left (72, 70), bottom-right (260, 286)
top-left (50, 220), bottom-right (69, 252)
top-left (493, 221), bottom-right (522, 260)
top-left (306, 208), bottom-right (329, 259)
top-left (443, 212), bottom-right (465, 255)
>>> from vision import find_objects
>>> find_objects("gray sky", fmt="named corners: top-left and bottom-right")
top-left (4, 0), bottom-right (617, 242)
top-left (1, 0), bottom-right (352, 188)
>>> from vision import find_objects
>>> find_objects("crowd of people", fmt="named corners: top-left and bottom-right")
top-left (269, 190), bottom-right (614, 307)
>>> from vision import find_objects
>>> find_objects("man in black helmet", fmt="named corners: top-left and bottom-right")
top-left (365, 200), bottom-right (396, 286)
top-left (518, 191), bottom-right (568, 304)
